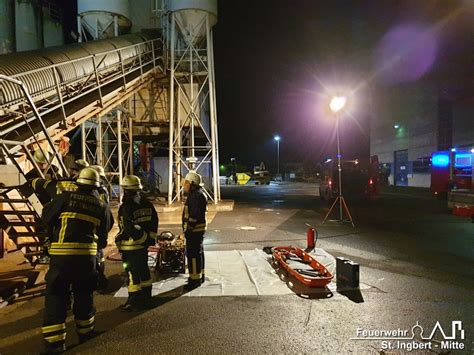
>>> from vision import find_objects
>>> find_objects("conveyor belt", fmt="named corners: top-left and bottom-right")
top-left (0, 31), bottom-right (164, 150)
top-left (0, 31), bottom-right (165, 265)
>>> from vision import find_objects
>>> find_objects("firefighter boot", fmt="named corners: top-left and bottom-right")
top-left (78, 330), bottom-right (104, 344)
top-left (41, 341), bottom-right (66, 354)
top-left (119, 291), bottom-right (143, 312)
top-left (140, 286), bottom-right (153, 309)
top-left (184, 280), bottom-right (201, 291)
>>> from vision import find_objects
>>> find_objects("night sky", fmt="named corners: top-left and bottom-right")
top-left (213, 0), bottom-right (473, 172)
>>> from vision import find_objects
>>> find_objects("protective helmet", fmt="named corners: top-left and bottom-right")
top-left (74, 159), bottom-right (89, 170)
top-left (33, 149), bottom-right (49, 164)
top-left (76, 167), bottom-right (100, 187)
top-left (90, 165), bottom-right (106, 178)
top-left (184, 171), bottom-right (202, 186)
top-left (121, 175), bottom-right (143, 190)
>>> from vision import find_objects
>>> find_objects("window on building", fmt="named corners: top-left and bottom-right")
top-left (412, 157), bottom-right (431, 173)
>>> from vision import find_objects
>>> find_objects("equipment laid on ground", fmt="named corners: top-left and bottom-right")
top-left (336, 257), bottom-right (359, 289)
top-left (271, 246), bottom-right (333, 288)
top-left (154, 232), bottom-right (186, 278)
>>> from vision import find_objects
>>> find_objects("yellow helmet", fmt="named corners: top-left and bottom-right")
top-left (74, 159), bottom-right (89, 170)
top-left (121, 175), bottom-right (143, 190)
top-left (33, 149), bottom-right (49, 164)
top-left (76, 167), bottom-right (100, 187)
top-left (90, 165), bottom-right (106, 178)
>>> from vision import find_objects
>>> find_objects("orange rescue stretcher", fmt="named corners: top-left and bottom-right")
top-left (272, 246), bottom-right (333, 288)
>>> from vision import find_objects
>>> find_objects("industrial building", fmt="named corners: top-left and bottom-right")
top-left (370, 78), bottom-right (474, 188)
top-left (0, 0), bottom-right (221, 263)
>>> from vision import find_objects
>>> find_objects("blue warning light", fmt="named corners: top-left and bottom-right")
top-left (432, 153), bottom-right (450, 167)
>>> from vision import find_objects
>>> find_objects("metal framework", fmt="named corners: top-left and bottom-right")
top-left (0, 37), bottom-right (163, 152)
top-left (0, 76), bottom-right (68, 264)
top-left (167, 10), bottom-right (220, 204)
top-left (81, 108), bottom-right (133, 200)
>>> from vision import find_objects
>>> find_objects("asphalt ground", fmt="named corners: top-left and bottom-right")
top-left (0, 182), bottom-right (473, 354)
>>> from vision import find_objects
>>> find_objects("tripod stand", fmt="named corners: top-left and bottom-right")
top-left (321, 116), bottom-right (355, 227)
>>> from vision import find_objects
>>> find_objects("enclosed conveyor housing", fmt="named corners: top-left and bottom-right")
top-left (0, 31), bottom-right (164, 264)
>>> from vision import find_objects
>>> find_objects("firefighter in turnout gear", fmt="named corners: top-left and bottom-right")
top-left (40, 168), bottom-right (111, 353)
top-left (25, 148), bottom-right (61, 180)
top-left (31, 177), bottom-right (78, 205)
top-left (182, 171), bottom-right (208, 290)
top-left (70, 159), bottom-right (89, 179)
top-left (90, 165), bottom-right (109, 204)
top-left (90, 165), bottom-right (111, 293)
top-left (115, 175), bottom-right (158, 311)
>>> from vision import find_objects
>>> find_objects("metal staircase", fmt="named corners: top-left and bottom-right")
top-left (0, 77), bottom-right (68, 265)
top-left (0, 32), bottom-right (165, 264)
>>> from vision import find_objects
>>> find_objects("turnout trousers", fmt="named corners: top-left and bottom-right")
top-left (185, 233), bottom-right (205, 281)
top-left (42, 255), bottom-right (98, 348)
top-left (121, 249), bottom-right (152, 304)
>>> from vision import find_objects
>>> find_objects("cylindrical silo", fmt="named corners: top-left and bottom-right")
top-left (0, 0), bottom-right (14, 54)
top-left (168, 0), bottom-right (217, 43)
top-left (43, 4), bottom-right (64, 48)
top-left (77, 0), bottom-right (131, 40)
top-left (167, 0), bottom-right (220, 204)
top-left (15, 0), bottom-right (41, 52)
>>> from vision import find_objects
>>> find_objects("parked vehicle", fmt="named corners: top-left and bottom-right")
top-left (252, 162), bottom-right (271, 185)
top-left (319, 156), bottom-right (379, 201)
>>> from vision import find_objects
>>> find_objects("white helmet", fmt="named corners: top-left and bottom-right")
top-left (184, 171), bottom-right (202, 186)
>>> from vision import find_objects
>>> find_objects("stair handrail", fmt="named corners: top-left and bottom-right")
top-left (0, 75), bottom-right (69, 179)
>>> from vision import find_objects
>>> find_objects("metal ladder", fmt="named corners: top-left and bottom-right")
top-left (0, 76), bottom-right (68, 265)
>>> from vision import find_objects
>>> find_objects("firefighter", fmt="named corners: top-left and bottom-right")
top-left (25, 149), bottom-right (61, 181)
top-left (40, 168), bottom-right (111, 353)
top-left (115, 175), bottom-right (158, 311)
top-left (90, 165), bottom-right (109, 204)
top-left (181, 171), bottom-right (208, 290)
top-left (69, 159), bottom-right (89, 179)
top-left (30, 177), bottom-right (78, 205)
top-left (90, 165), bottom-right (112, 293)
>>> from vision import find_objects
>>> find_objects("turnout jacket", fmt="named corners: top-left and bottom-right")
top-left (41, 188), bottom-right (111, 256)
top-left (115, 195), bottom-right (159, 251)
top-left (31, 178), bottom-right (78, 204)
top-left (182, 188), bottom-right (208, 235)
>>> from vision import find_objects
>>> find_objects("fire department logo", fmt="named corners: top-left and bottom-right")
top-left (351, 321), bottom-right (466, 351)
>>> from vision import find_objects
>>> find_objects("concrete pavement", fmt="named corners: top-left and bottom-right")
top-left (0, 183), bottom-right (472, 354)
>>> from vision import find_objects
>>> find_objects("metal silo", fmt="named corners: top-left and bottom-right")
top-left (42, 3), bottom-right (63, 48)
top-left (15, 0), bottom-right (41, 52)
top-left (0, 0), bottom-right (14, 54)
top-left (166, 0), bottom-right (221, 203)
top-left (77, 0), bottom-right (132, 41)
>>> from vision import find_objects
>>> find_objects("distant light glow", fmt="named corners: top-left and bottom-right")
top-left (337, 154), bottom-right (342, 158)
top-left (329, 96), bottom-right (347, 113)
top-left (274, 135), bottom-right (281, 141)
top-left (471, 148), bottom-right (474, 153)
top-left (394, 124), bottom-right (400, 129)
top-left (375, 24), bottom-right (437, 84)
top-left (450, 148), bottom-right (456, 152)
top-left (432, 153), bottom-right (450, 167)
top-left (325, 158), bottom-right (332, 163)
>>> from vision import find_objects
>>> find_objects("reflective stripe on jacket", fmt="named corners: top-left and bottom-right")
top-left (182, 187), bottom-right (208, 234)
top-left (116, 196), bottom-right (159, 252)
top-left (41, 189), bottom-right (111, 256)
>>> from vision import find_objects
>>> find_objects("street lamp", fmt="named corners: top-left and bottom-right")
top-left (274, 135), bottom-right (281, 175)
top-left (322, 95), bottom-right (355, 227)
